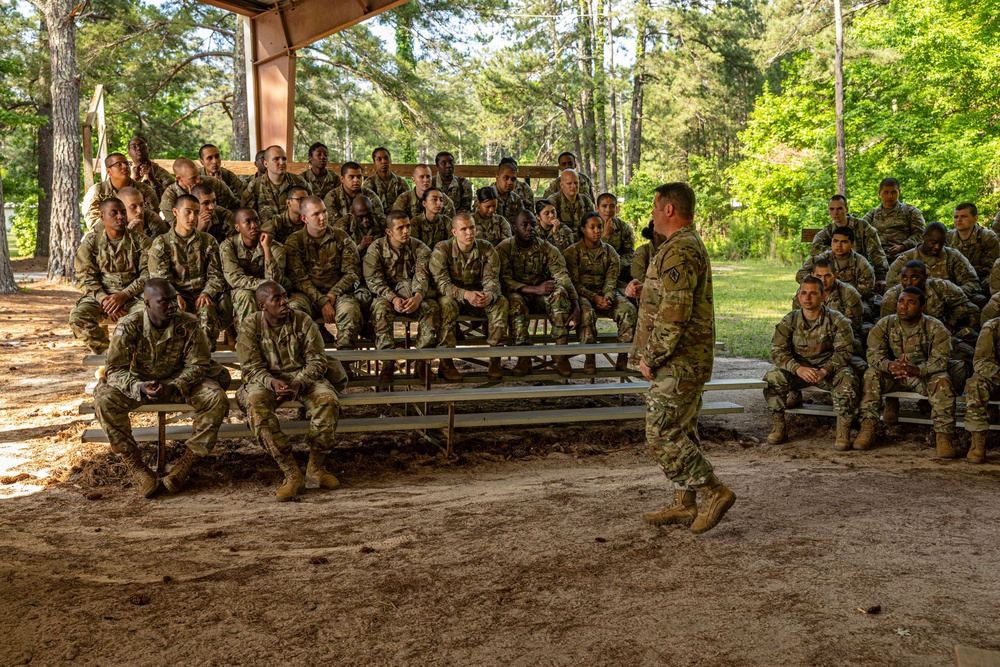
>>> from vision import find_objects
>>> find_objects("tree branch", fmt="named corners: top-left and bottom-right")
top-left (118, 51), bottom-right (231, 114)
top-left (170, 95), bottom-right (232, 127)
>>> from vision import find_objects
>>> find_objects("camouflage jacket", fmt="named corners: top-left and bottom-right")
top-left (629, 225), bottom-right (715, 381)
top-left (74, 227), bottom-right (151, 301)
top-left (792, 280), bottom-right (864, 335)
top-left (298, 168), bottom-right (341, 202)
top-left (973, 317), bottom-right (1000, 378)
top-left (867, 314), bottom-right (951, 375)
top-left (496, 236), bottom-right (578, 300)
top-left (362, 236), bottom-right (432, 301)
top-left (798, 249), bottom-right (876, 299)
top-left (135, 209), bottom-right (170, 240)
top-left (602, 217), bottom-right (636, 276)
top-left (433, 174), bottom-right (474, 213)
top-left (494, 189), bottom-right (526, 225)
top-left (543, 172), bottom-right (596, 203)
top-left (631, 242), bottom-right (659, 284)
top-left (880, 278), bottom-right (976, 328)
top-left (249, 172), bottom-right (312, 223)
top-left (363, 172), bottom-right (410, 211)
top-left (411, 213), bottom-right (452, 249)
top-left (220, 236), bottom-right (291, 292)
top-left (237, 310), bottom-right (328, 390)
top-left (199, 166), bottom-right (249, 206)
top-left (429, 238), bottom-right (502, 302)
top-left (136, 162), bottom-right (175, 198)
top-left (83, 178), bottom-right (160, 231)
top-left (471, 211), bottom-right (512, 247)
top-left (323, 185), bottom-right (385, 222)
top-left (550, 192), bottom-right (595, 228)
top-left (390, 189), bottom-right (456, 221)
top-left (333, 213), bottom-right (386, 250)
top-left (982, 293), bottom-right (1000, 327)
top-left (886, 246), bottom-right (979, 297)
top-left (202, 208), bottom-right (237, 244)
top-left (809, 215), bottom-right (889, 281)
top-left (771, 306), bottom-right (854, 375)
top-left (946, 226), bottom-right (1000, 281)
top-left (159, 175), bottom-right (239, 225)
top-left (261, 211), bottom-right (305, 244)
top-left (862, 202), bottom-right (926, 252)
top-left (516, 180), bottom-right (535, 208)
top-left (148, 228), bottom-right (226, 298)
top-left (564, 240), bottom-right (620, 302)
top-left (105, 310), bottom-right (211, 401)
top-left (284, 227), bottom-right (360, 308)
top-left (536, 223), bottom-right (576, 252)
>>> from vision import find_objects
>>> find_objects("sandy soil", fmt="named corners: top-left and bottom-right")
top-left (1, 279), bottom-right (999, 666)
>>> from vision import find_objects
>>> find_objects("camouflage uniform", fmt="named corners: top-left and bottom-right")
top-left (494, 190), bottom-right (526, 225)
top-left (433, 174), bottom-right (474, 213)
top-left (333, 213), bottom-right (386, 250)
top-left (298, 168), bottom-right (341, 202)
top-left (631, 242), bottom-right (658, 284)
top-left (793, 279), bottom-right (864, 339)
top-left (564, 240), bottom-right (636, 344)
top-left (70, 227), bottom-right (151, 354)
top-left (199, 166), bottom-right (249, 207)
top-left (94, 310), bottom-right (229, 457)
top-left (391, 189), bottom-right (457, 221)
top-left (83, 178), bottom-right (160, 231)
top-left (536, 224), bottom-right (576, 252)
top-left (261, 211), bottom-right (304, 244)
top-left (880, 278), bottom-right (976, 329)
top-left (861, 314), bottom-right (955, 433)
top-left (993, 210), bottom-right (1000, 232)
top-left (798, 249), bottom-right (876, 299)
top-left (964, 317), bottom-right (1000, 432)
top-left (887, 247), bottom-right (979, 299)
top-left (496, 237), bottom-right (578, 345)
top-left (516, 180), bottom-right (535, 208)
top-left (982, 292), bottom-right (1000, 326)
top-left (137, 209), bottom-right (170, 240)
top-left (236, 310), bottom-right (340, 459)
top-left (362, 236), bottom-right (440, 350)
top-left (602, 217), bottom-right (636, 281)
top-left (629, 225), bottom-right (716, 490)
top-left (136, 162), bottom-right (175, 198)
top-left (763, 307), bottom-right (859, 417)
top-left (220, 236), bottom-right (291, 328)
top-left (323, 185), bottom-right (385, 222)
top-left (471, 211), bottom-right (513, 247)
top-left (549, 192), bottom-right (595, 229)
top-left (809, 215), bottom-right (890, 281)
top-left (284, 227), bottom-right (362, 348)
top-left (543, 172), bottom-right (596, 203)
top-left (411, 213), bottom-right (452, 249)
top-left (148, 228), bottom-right (226, 346)
top-left (430, 238), bottom-right (508, 347)
top-left (159, 176), bottom-right (239, 226)
top-left (249, 172), bottom-right (312, 223)
top-left (363, 172), bottom-right (410, 211)
top-left (862, 201), bottom-right (926, 258)
top-left (946, 226), bottom-right (999, 296)
top-left (202, 208), bottom-right (237, 244)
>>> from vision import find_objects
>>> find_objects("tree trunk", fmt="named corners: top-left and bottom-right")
top-left (35, 100), bottom-right (53, 258)
top-left (0, 176), bottom-right (18, 295)
top-left (626, 0), bottom-right (650, 184)
top-left (394, 3), bottom-right (418, 163)
top-left (608, 3), bottom-right (619, 190)
top-left (577, 0), bottom-right (597, 183)
top-left (231, 16), bottom-right (250, 161)
top-left (834, 0), bottom-right (847, 197)
top-left (594, 0), bottom-right (608, 193)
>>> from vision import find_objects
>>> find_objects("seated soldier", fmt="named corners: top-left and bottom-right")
top-left (261, 185), bottom-right (307, 243)
top-left (543, 152), bottom-right (596, 203)
top-left (797, 226), bottom-right (876, 302)
top-left (430, 211), bottom-right (508, 381)
top-left (981, 291), bottom-right (1000, 325)
top-left (550, 169), bottom-right (596, 230)
top-left (363, 147), bottom-right (410, 211)
top-left (534, 198), bottom-right (575, 251)
top-left (391, 164), bottom-right (456, 220)
top-left (595, 192), bottom-right (636, 282)
top-left (198, 143), bottom-right (249, 206)
top-left (249, 145), bottom-right (313, 222)
top-left (493, 162), bottom-right (527, 224)
top-left (70, 198), bottom-right (151, 355)
top-left (221, 208), bottom-right (291, 330)
top-left (160, 158), bottom-right (238, 226)
top-left (192, 182), bottom-right (236, 243)
top-left (433, 151), bottom-right (473, 212)
top-left (298, 142), bottom-right (341, 201)
top-left (411, 187), bottom-right (452, 249)
top-left (811, 194), bottom-right (889, 292)
top-left (947, 202), bottom-right (998, 306)
top-left (471, 186), bottom-right (513, 246)
top-left (795, 258), bottom-right (864, 343)
top-left (499, 157), bottom-right (536, 207)
top-left (880, 260), bottom-right (977, 331)
top-left (564, 212), bottom-right (636, 373)
top-left (363, 211), bottom-right (441, 384)
top-left (324, 160), bottom-right (384, 221)
top-left (497, 209), bottom-right (581, 378)
top-left (148, 194), bottom-right (226, 349)
top-left (964, 315), bottom-right (1000, 464)
top-left (83, 153), bottom-right (159, 230)
top-left (117, 186), bottom-right (169, 239)
top-left (285, 196), bottom-right (363, 349)
top-left (764, 276), bottom-right (859, 450)
top-left (861, 177), bottom-right (926, 262)
top-left (127, 136), bottom-right (174, 198)
top-left (624, 221), bottom-right (666, 301)
top-left (887, 222), bottom-right (979, 302)
top-left (236, 281), bottom-right (344, 501)
top-left (252, 149), bottom-right (266, 181)
top-left (334, 194), bottom-right (384, 256)
top-left (94, 278), bottom-right (230, 498)
top-left (855, 287), bottom-right (956, 456)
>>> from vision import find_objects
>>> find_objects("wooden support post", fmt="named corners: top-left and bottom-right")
top-left (156, 412), bottom-right (166, 474)
top-left (446, 402), bottom-right (455, 458)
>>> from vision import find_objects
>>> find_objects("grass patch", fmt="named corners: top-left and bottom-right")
top-left (713, 259), bottom-right (797, 360)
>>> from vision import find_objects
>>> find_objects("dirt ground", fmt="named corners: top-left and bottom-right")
top-left (1, 272), bottom-right (999, 667)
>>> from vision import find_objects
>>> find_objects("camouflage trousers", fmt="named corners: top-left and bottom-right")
top-left (645, 371), bottom-right (713, 491)
top-left (963, 374), bottom-right (1000, 432)
top-left (94, 379), bottom-right (230, 457)
top-left (763, 366), bottom-right (859, 418)
top-left (177, 291), bottom-right (223, 351)
top-left (579, 295), bottom-right (637, 344)
top-left (437, 295), bottom-right (509, 347)
top-left (237, 378), bottom-right (340, 458)
top-left (69, 295), bottom-right (144, 354)
top-left (370, 297), bottom-right (440, 350)
top-left (508, 287), bottom-right (572, 345)
top-left (860, 368), bottom-right (956, 433)
top-left (288, 292), bottom-right (362, 348)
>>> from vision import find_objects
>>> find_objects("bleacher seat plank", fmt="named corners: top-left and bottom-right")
top-left (785, 403), bottom-right (1000, 430)
top-left (954, 645), bottom-right (1000, 667)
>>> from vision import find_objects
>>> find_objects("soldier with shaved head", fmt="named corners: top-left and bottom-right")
top-left (391, 164), bottom-right (456, 220)
top-left (159, 157), bottom-right (238, 226)
top-left (248, 145), bottom-right (313, 222)
top-left (116, 186), bottom-right (169, 239)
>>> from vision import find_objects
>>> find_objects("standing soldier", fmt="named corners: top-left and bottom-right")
top-left (471, 187), bottom-right (513, 246)
top-left (433, 151), bottom-right (473, 212)
top-left (334, 195), bottom-right (383, 256)
top-left (534, 198), bottom-right (575, 252)
top-left (543, 152), bottom-right (596, 203)
top-left (764, 277), bottom-right (859, 450)
top-left (159, 158), bottom-right (239, 227)
top-left (82, 153), bottom-right (159, 231)
top-left (811, 195), bottom-right (889, 292)
top-left (633, 182), bottom-right (735, 535)
top-left (298, 142), bottom-right (341, 201)
top-left (249, 145), bottom-right (312, 222)
top-left (964, 315), bottom-right (1000, 464)
top-left (363, 147), bottom-right (410, 211)
top-left (549, 169), bottom-right (595, 229)
top-left (946, 203), bottom-right (998, 306)
top-left (411, 187), bottom-right (452, 249)
top-left (261, 185), bottom-right (307, 243)
top-left (221, 208), bottom-right (291, 330)
top-left (595, 193), bottom-right (636, 282)
top-left (323, 161), bottom-right (384, 221)
top-left (237, 282), bottom-right (344, 501)
top-left (127, 136), bottom-right (174, 198)
top-left (198, 143), bottom-right (249, 206)
top-left (862, 177), bottom-right (926, 262)
top-left (94, 279), bottom-right (230, 497)
top-left (887, 222), bottom-right (980, 301)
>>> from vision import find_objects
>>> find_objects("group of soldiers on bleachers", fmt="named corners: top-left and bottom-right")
top-left (73, 138), bottom-right (649, 499)
top-left (764, 177), bottom-right (1000, 463)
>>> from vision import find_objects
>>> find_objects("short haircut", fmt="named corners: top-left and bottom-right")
top-left (812, 258), bottom-right (835, 272)
top-left (955, 202), bottom-right (978, 217)
top-left (879, 177), bottom-right (901, 190)
top-left (924, 221), bottom-right (947, 236)
top-left (497, 162), bottom-right (517, 175)
top-left (144, 277), bottom-right (175, 298)
top-left (579, 211), bottom-right (602, 234)
top-left (234, 207), bottom-right (257, 223)
top-left (534, 198), bottom-right (554, 215)
top-left (477, 186), bottom-right (498, 202)
top-left (596, 192), bottom-right (617, 206)
top-left (412, 164), bottom-right (431, 177)
top-left (801, 275), bottom-right (825, 295)
top-left (901, 286), bottom-right (926, 306)
top-left (300, 195), bottom-right (324, 214)
top-left (99, 197), bottom-right (123, 212)
top-left (452, 210), bottom-right (473, 227)
top-left (198, 144), bottom-right (217, 159)
top-left (557, 151), bottom-right (576, 162)
top-left (514, 208), bottom-right (536, 224)
top-left (829, 194), bottom-right (847, 204)
top-left (264, 145), bottom-right (283, 160)
top-left (105, 153), bottom-right (126, 167)
top-left (287, 185), bottom-right (308, 198)
top-left (255, 281), bottom-right (283, 302)
top-left (340, 161), bottom-right (362, 176)
top-left (191, 183), bottom-right (214, 198)
top-left (255, 149), bottom-right (265, 161)
top-left (435, 151), bottom-right (454, 165)
top-left (903, 259), bottom-right (926, 274)
top-left (653, 182), bottom-right (696, 220)
top-left (172, 157), bottom-right (196, 173)
top-left (308, 142), bottom-right (327, 158)
top-left (174, 193), bottom-right (199, 209)
top-left (372, 146), bottom-right (390, 160)
top-left (421, 186), bottom-right (442, 202)
top-left (499, 156), bottom-right (518, 170)
top-left (116, 186), bottom-right (142, 201)
top-left (386, 210), bottom-right (409, 230)
top-left (832, 226), bottom-right (855, 242)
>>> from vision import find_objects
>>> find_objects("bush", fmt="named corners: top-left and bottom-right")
top-left (11, 195), bottom-right (37, 257)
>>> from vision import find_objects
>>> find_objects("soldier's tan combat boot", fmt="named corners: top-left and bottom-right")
top-left (583, 355), bottom-right (597, 375)
top-left (275, 452), bottom-right (304, 502)
top-left (766, 412), bottom-right (786, 445)
top-left (121, 448), bottom-right (159, 499)
top-left (853, 418), bottom-right (877, 450)
top-left (554, 355), bottom-right (573, 378)
top-left (305, 449), bottom-right (341, 490)
top-left (935, 432), bottom-right (957, 459)
top-left (615, 353), bottom-right (629, 372)
top-left (834, 417), bottom-right (852, 451)
top-left (690, 475), bottom-right (737, 535)
top-left (643, 490), bottom-right (698, 526)
top-left (378, 360), bottom-right (395, 385)
top-left (163, 447), bottom-right (201, 493)
top-left (438, 359), bottom-right (463, 382)
top-left (414, 360), bottom-right (431, 383)
top-left (883, 397), bottom-right (900, 425)
top-left (968, 432), bottom-right (987, 464)
top-left (512, 356), bottom-right (532, 377)
top-left (488, 357), bottom-right (503, 381)
top-left (786, 390), bottom-right (804, 409)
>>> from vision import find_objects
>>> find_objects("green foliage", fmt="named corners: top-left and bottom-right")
top-left (11, 195), bottom-right (37, 256)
